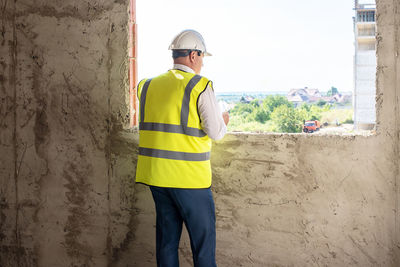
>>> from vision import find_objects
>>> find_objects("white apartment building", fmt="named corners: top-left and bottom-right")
top-left (353, 0), bottom-right (376, 130)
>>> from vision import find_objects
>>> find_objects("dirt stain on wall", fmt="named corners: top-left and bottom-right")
top-left (63, 147), bottom-right (93, 265)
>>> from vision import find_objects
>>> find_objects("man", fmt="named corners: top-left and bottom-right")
top-left (135, 29), bottom-right (229, 267)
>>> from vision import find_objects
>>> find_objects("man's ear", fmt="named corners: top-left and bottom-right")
top-left (189, 51), bottom-right (196, 62)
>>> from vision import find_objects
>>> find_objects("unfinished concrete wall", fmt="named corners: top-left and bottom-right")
top-left (114, 0), bottom-right (400, 266)
top-left (0, 0), bottom-right (399, 267)
top-left (0, 0), bottom-right (131, 265)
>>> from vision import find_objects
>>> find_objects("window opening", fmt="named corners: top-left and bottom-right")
top-left (132, 0), bottom-right (377, 134)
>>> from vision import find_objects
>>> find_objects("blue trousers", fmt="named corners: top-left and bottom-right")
top-left (150, 186), bottom-right (217, 267)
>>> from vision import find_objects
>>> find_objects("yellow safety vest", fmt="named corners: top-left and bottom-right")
top-left (135, 69), bottom-right (213, 188)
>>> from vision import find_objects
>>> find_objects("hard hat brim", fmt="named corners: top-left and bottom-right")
top-left (204, 51), bottom-right (212, 57)
top-left (169, 30), bottom-right (212, 56)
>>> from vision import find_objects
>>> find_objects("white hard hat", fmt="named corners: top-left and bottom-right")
top-left (169, 29), bottom-right (212, 56)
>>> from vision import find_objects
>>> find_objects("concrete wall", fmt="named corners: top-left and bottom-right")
top-left (0, 0), bottom-right (399, 267)
top-left (0, 0), bottom-right (130, 265)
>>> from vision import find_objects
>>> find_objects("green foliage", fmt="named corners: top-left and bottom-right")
top-left (327, 86), bottom-right (339, 96)
top-left (316, 99), bottom-right (327, 107)
top-left (227, 94), bottom-right (339, 133)
top-left (320, 109), bottom-right (353, 125)
top-left (309, 105), bottom-right (323, 120)
top-left (249, 99), bottom-right (260, 107)
top-left (299, 103), bottom-right (310, 112)
top-left (342, 118), bottom-right (354, 124)
top-left (262, 95), bottom-right (293, 113)
top-left (230, 102), bottom-right (254, 114)
top-left (270, 105), bottom-right (304, 133)
top-left (228, 120), bottom-right (276, 132)
top-left (251, 108), bottom-right (269, 123)
top-left (297, 103), bottom-right (325, 121)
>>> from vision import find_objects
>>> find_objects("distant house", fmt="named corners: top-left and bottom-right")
top-left (330, 94), bottom-right (352, 104)
top-left (287, 94), bottom-right (309, 107)
top-left (240, 95), bottom-right (255, 103)
top-left (304, 88), bottom-right (321, 97)
top-left (307, 96), bottom-right (321, 103)
top-left (287, 87), bottom-right (320, 106)
top-left (288, 87), bottom-right (320, 97)
top-left (333, 94), bottom-right (342, 102)
top-left (288, 88), bottom-right (307, 97)
top-left (321, 96), bottom-right (336, 103)
top-left (287, 87), bottom-right (352, 106)
top-left (339, 94), bottom-right (352, 103)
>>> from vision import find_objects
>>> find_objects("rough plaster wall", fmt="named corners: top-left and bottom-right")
top-left (0, 1), bottom-right (399, 267)
top-left (0, 0), bottom-right (130, 266)
top-left (116, 0), bottom-right (400, 266)
top-left (124, 133), bottom-right (398, 267)
top-left (393, 0), bottom-right (400, 264)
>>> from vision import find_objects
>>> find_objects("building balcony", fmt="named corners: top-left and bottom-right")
top-left (355, 21), bottom-right (375, 25)
top-left (357, 35), bottom-right (375, 40)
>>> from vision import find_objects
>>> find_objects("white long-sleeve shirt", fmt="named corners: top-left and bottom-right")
top-left (173, 64), bottom-right (227, 140)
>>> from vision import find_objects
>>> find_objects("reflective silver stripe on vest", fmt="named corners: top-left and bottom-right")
top-left (180, 75), bottom-right (202, 128)
top-left (140, 122), bottom-right (206, 137)
top-left (139, 74), bottom-right (207, 137)
top-left (140, 79), bottom-right (152, 123)
top-left (139, 147), bottom-right (210, 161)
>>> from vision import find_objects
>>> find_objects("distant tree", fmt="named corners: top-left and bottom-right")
top-left (270, 105), bottom-right (303, 133)
top-left (299, 103), bottom-right (311, 112)
top-left (262, 95), bottom-right (293, 113)
top-left (297, 103), bottom-right (325, 121)
top-left (230, 102), bottom-right (257, 123)
top-left (241, 105), bottom-right (254, 115)
top-left (251, 108), bottom-right (269, 123)
top-left (239, 96), bottom-right (246, 103)
top-left (316, 99), bottom-right (327, 107)
top-left (308, 105), bottom-right (323, 121)
top-left (327, 86), bottom-right (339, 96)
top-left (249, 99), bottom-right (260, 107)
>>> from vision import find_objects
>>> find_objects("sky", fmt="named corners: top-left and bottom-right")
top-left (137, 0), bottom-right (375, 93)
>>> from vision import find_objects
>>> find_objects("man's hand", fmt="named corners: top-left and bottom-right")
top-left (222, 111), bottom-right (229, 126)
